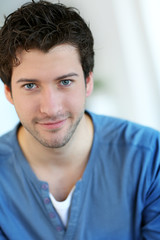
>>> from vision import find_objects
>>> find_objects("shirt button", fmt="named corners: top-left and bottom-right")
top-left (56, 226), bottom-right (62, 232)
top-left (44, 198), bottom-right (50, 204)
top-left (49, 212), bottom-right (55, 218)
top-left (41, 183), bottom-right (48, 190)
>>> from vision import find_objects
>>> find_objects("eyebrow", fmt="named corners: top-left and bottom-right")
top-left (16, 72), bottom-right (79, 84)
top-left (56, 72), bottom-right (79, 80)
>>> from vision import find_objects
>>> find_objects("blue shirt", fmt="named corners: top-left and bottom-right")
top-left (0, 112), bottom-right (160, 240)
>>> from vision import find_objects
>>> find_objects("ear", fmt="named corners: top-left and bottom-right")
top-left (4, 85), bottom-right (14, 105)
top-left (86, 72), bottom-right (94, 97)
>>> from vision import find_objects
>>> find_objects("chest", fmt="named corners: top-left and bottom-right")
top-left (0, 168), bottom-right (142, 240)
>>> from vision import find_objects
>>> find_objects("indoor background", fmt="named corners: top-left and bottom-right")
top-left (0, 0), bottom-right (160, 136)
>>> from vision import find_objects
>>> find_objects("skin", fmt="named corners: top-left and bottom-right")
top-left (5, 44), bottom-right (94, 201)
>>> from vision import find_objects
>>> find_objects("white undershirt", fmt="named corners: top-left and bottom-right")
top-left (49, 187), bottom-right (75, 227)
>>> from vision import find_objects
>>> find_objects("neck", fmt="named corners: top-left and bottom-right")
top-left (18, 112), bottom-right (94, 170)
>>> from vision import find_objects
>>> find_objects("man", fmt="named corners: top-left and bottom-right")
top-left (0, 1), bottom-right (160, 239)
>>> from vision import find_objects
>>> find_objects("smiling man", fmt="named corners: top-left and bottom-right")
top-left (0, 1), bottom-right (160, 240)
top-left (8, 45), bottom-right (93, 149)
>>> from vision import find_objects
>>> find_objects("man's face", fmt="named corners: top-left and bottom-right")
top-left (5, 44), bottom-right (93, 148)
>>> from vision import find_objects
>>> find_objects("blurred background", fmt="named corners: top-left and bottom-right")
top-left (0, 0), bottom-right (160, 136)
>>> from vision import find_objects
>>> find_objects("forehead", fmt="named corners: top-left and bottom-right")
top-left (15, 44), bottom-right (79, 64)
top-left (12, 44), bottom-right (82, 80)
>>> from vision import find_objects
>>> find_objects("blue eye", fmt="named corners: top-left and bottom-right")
top-left (60, 80), bottom-right (72, 86)
top-left (24, 83), bottom-right (36, 90)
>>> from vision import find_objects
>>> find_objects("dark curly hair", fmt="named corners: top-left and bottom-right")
top-left (0, 0), bottom-right (94, 88)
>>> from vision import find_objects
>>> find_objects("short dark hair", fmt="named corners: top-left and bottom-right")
top-left (0, 0), bottom-right (94, 88)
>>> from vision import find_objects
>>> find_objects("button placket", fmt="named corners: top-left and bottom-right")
top-left (44, 197), bottom-right (50, 204)
top-left (56, 226), bottom-right (63, 232)
top-left (41, 183), bottom-right (49, 190)
top-left (40, 182), bottom-right (65, 233)
top-left (49, 212), bottom-right (56, 219)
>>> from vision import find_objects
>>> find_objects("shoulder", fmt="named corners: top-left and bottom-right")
top-left (88, 111), bottom-right (160, 187)
top-left (0, 125), bottom-right (19, 160)
top-left (88, 111), bottom-right (160, 151)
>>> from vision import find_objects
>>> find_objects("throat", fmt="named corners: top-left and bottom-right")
top-left (50, 185), bottom-right (76, 202)
top-left (35, 160), bottom-right (86, 201)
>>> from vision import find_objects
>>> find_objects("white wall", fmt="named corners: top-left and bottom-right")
top-left (0, 81), bottom-right (19, 135)
top-left (0, 0), bottom-right (160, 136)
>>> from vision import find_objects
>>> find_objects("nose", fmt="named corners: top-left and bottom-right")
top-left (39, 87), bottom-right (62, 116)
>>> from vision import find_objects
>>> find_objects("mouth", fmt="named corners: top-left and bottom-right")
top-left (37, 119), bottom-right (67, 130)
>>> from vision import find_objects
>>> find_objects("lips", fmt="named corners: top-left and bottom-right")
top-left (37, 119), bottom-right (67, 130)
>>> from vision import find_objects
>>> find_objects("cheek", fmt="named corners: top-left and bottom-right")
top-left (13, 94), bottom-right (39, 120)
top-left (66, 89), bottom-right (86, 111)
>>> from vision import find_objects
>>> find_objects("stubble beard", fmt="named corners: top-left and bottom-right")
top-left (21, 110), bottom-right (84, 149)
